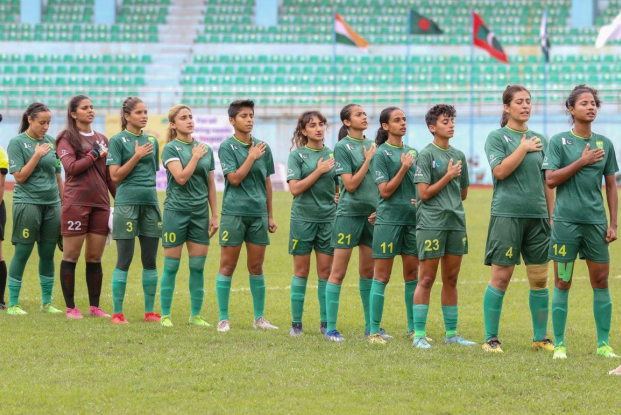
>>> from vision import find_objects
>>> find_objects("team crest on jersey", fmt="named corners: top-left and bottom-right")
top-left (230, 144), bottom-right (238, 151)
top-left (23, 143), bottom-right (32, 148)
top-left (409, 149), bottom-right (417, 157)
top-left (298, 153), bottom-right (308, 159)
top-left (504, 135), bottom-right (514, 143)
top-left (175, 146), bottom-right (182, 151)
top-left (121, 137), bottom-right (130, 143)
top-left (596, 140), bottom-right (604, 149)
top-left (329, 153), bottom-right (334, 159)
top-left (346, 144), bottom-right (354, 151)
top-left (561, 137), bottom-right (572, 145)
top-left (432, 160), bottom-right (442, 168)
top-left (148, 136), bottom-right (156, 144)
top-left (384, 150), bottom-right (393, 156)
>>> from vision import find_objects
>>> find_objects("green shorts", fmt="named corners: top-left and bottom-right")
top-left (289, 220), bottom-right (334, 256)
top-left (372, 224), bottom-right (418, 259)
top-left (162, 205), bottom-right (211, 248)
top-left (219, 215), bottom-right (269, 247)
top-left (549, 221), bottom-right (609, 263)
top-left (485, 216), bottom-right (550, 266)
top-left (416, 229), bottom-right (468, 260)
top-left (12, 203), bottom-right (60, 244)
top-left (332, 215), bottom-right (374, 249)
top-left (113, 204), bottom-right (162, 240)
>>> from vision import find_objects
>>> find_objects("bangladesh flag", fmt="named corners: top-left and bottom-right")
top-left (473, 12), bottom-right (508, 63)
top-left (409, 10), bottom-right (442, 35)
top-left (335, 13), bottom-right (369, 52)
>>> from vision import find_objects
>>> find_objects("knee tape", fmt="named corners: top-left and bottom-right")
top-left (557, 262), bottom-right (573, 283)
top-left (526, 264), bottom-right (548, 290)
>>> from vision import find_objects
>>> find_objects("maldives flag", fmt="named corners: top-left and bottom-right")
top-left (335, 13), bottom-right (370, 52)
top-left (409, 10), bottom-right (443, 35)
top-left (473, 12), bottom-right (508, 63)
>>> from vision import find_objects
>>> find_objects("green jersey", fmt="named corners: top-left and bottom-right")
top-left (485, 126), bottom-right (549, 218)
top-left (219, 135), bottom-right (275, 217)
top-left (542, 130), bottom-right (618, 224)
top-left (414, 143), bottom-right (469, 230)
top-left (106, 129), bottom-right (160, 206)
top-left (287, 145), bottom-right (338, 222)
top-left (161, 139), bottom-right (215, 211)
top-left (373, 142), bottom-right (418, 225)
top-left (8, 132), bottom-right (61, 205)
top-left (334, 136), bottom-right (378, 217)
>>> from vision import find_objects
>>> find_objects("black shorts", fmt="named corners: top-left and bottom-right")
top-left (0, 200), bottom-right (5, 241)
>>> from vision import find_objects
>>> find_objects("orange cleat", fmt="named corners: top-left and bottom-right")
top-left (111, 313), bottom-right (129, 325)
top-left (144, 312), bottom-right (161, 322)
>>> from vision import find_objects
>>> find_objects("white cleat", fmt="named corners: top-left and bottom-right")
top-left (217, 319), bottom-right (230, 332)
top-left (253, 317), bottom-right (278, 330)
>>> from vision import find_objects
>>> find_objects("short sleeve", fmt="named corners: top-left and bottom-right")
top-left (373, 152), bottom-right (390, 185)
top-left (8, 138), bottom-right (25, 174)
top-left (542, 136), bottom-right (561, 170)
top-left (484, 131), bottom-right (506, 170)
top-left (161, 144), bottom-right (178, 167)
top-left (0, 146), bottom-right (8, 175)
top-left (334, 144), bottom-right (353, 176)
top-left (154, 138), bottom-right (160, 172)
top-left (265, 144), bottom-right (275, 176)
top-left (604, 140), bottom-right (619, 176)
top-left (106, 136), bottom-right (122, 166)
top-left (208, 146), bottom-right (215, 172)
top-left (413, 151), bottom-right (432, 184)
top-left (460, 153), bottom-right (470, 188)
top-left (287, 152), bottom-right (302, 182)
top-left (219, 143), bottom-right (237, 175)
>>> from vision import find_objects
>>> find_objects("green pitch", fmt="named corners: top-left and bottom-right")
top-left (0, 190), bottom-right (619, 414)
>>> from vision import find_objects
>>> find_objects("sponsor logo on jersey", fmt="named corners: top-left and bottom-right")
top-left (122, 137), bottom-right (130, 143)
top-left (23, 143), bottom-right (32, 149)
top-left (561, 137), bottom-right (572, 145)
top-left (432, 160), bottom-right (443, 168)
top-left (287, 168), bottom-right (294, 177)
top-left (489, 154), bottom-right (497, 163)
top-left (415, 166), bottom-right (423, 176)
top-left (175, 146), bottom-right (182, 151)
top-left (60, 149), bottom-right (68, 157)
top-left (230, 144), bottom-right (238, 151)
top-left (596, 140), bottom-right (604, 149)
top-left (9, 159), bottom-right (16, 167)
top-left (375, 171), bottom-right (385, 181)
top-left (346, 144), bottom-right (354, 151)
top-left (298, 153), bottom-right (308, 159)
top-left (504, 135), bottom-right (514, 143)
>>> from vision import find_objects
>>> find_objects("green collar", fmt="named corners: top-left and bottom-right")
top-left (124, 129), bottom-right (143, 137)
top-left (232, 135), bottom-right (252, 146)
top-left (432, 142), bottom-right (450, 151)
top-left (304, 145), bottom-right (324, 152)
top-left (386, 142), bottom-right (404, 149)
top-left (24, 131), bottom-right (42, 141)
top-left (175, 138), bottom-right (193, 145)
top-left (346, 135), bottom-right (365, 143)
top-left (504, 126), bottom-right (529, 134)
top-left (571, 129), bottom-right (591, 140)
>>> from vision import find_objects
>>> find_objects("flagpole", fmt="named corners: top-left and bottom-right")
top-left (469, 10), bottom-right (475, 170)
top-left (332, 9), bottom-right (338, 147)
top-left (405, 8), bottom-right (412, 143)
top-left (542, 7), bottom-right (548, 137)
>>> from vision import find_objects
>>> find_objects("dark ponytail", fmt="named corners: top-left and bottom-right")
top-left (338, 103), bottom-right (360, 141)
top-left (56, 95), bottom-right (91, 155)
top-left (375, 106), bottom-right (400, 146)
top-left (565, 84), bottom-right (601, 125)
top-left (19, 102), bottom-right (50, 134)
top-left (500, 85), bottom-right (530, 127)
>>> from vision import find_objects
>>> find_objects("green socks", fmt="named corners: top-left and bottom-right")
top-left (317, 278), bottom-right (327, 323)
top-left (405, 280), bottom-right (417, 332)
top-left (216, 273), bottom-right (232, 321)
top-left (249, 274), bottom-right (266, 320)
top-left (189, 256), bottom-right (206, 317)
top-left (529, 289), bottom-right (549, 342)
top-left (142, 269), bottom-right (158, 313)
top-left (160, 257), bottom-right (180, 316)
top-left (369, 279), bottom-right (386, 335)
top-left (593, 288), bottom-right (612, 347)
top-left (37, 242), bottom-right (56, 305)
top-left (112, 269), bottom-right (128, 314)
top-left (413, 304), bottom-right (429, 338)
top-left (359, 277), bottom-right (372, 332)
top-left (552, 287), bottom-right (569, 346)
top-left (8, 243), bottom-right (34, 306)
top-left (442, 305), bottom-right (458, 337)
top-left (325, 282), bottom-right (342, 333)
top-left (483, 285), bottom-right (505, 341)
top-left (290, 276), bottom-right (308, 324)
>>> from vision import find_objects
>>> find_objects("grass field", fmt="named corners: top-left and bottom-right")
top-left (0, 189), bottom-right (619, 414)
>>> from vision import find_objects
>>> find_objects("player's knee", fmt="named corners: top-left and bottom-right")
top-left (294, 265), bottom-right (310, 279)
top-left (591, 269), bottom-right (609, 289)
top-left (526, 264), bottom-right (548, 290)
top-left (317, 265), bottom-right (331, 280)
top-left (443, 273), bottom-right (458, 288)
top-left (417, 274), bottom-right (435, 290)
top-left (248, 263), bottom-right (263, 275)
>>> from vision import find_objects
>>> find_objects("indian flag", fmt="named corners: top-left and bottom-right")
top-left (335, 13), bottom-right (369, 52)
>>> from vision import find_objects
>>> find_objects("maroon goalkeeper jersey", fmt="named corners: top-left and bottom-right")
top-left (57, 131), bottom-right (116, 207)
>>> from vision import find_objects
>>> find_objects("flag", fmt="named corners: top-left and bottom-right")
top-left (540, 7), bottom-right (550, 62)
top-left (409, 9), bottom-right (443, 35)
top-left (335, 13), bottom-right (369, 52)
top-left (472, 12), bottom-right (508, 63)
top-left (596, 11), bottom-right (621, 48)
